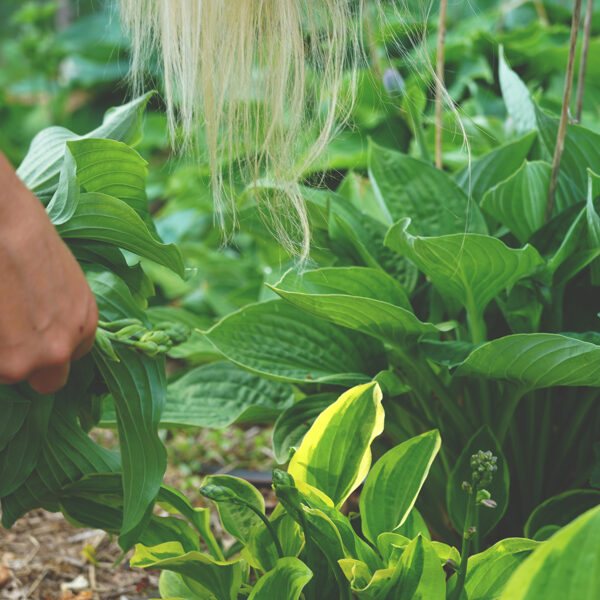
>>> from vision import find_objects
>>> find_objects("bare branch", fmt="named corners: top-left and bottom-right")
top-left (546, 0), bottom-right (583, 222)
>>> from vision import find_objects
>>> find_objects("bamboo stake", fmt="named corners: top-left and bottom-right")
top-left (575, 0), bottom-right (594, 123)
top-left (546, 0), bottom-right (582, 222)
top-left (435, 0), bottom-right (448, 169)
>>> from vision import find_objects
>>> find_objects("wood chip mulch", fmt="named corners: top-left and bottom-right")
top-left (0, 510), bottom-right (158, 600)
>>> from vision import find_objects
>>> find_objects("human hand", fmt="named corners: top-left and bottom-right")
top-left (0, 152), bottom-right (98, 395)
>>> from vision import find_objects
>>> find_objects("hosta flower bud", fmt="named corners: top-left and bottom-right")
top-left (199, 484), bottom-right (240, 504)
top-left (383, 68), bottom-right (406, 97)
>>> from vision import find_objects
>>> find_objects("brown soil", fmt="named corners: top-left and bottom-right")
top-left (0, 510), bottom-right (158, 600)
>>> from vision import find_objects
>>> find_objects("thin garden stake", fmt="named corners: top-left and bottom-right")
top-left (575, 0), bottom-right (594, 123)
top-left (546, 0), bottom-right (582, 222)
top-left (435, 0), bottom-right (448, 169)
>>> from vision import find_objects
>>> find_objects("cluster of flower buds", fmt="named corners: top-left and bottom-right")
top-left (96, 318), bottom-right (191, 361)
top-left (470, 450), bottom-right (498, 488)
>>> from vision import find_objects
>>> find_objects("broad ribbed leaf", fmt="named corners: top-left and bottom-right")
top-left (0, 387), bottom-right (30, 452)
top-left (500, 506), bottom-right (600, 599)
top-left (456, 334), bottom-right (600, 392)
top-left (270, 269), bottom-right (437, 348)
top-left (368, 140), bottom-right (487, 235)
top-left (69, 138), bottom-right (147, 204)
top-left (0, 394), bottom-right (120, 529)
top-left (481, 161), bottom-right (551, 244)
top-left (386, 535), bottom-right (446, 600)
top-left (360, 430), bottom-right (441, 544)
top-left (17, 92), bottom-right (154, 199)
top-left (94, 346), bottom-right (167, 550)
top-left (454, 132), bottom-right (536, 201)
top-left (447, 426), bottom-right (509, 539)
top-left (273, 267), bottom-right (410, 309)
top-left (46, 145), bottom-right (79, 225)
top-left (499, 46), bottom-right (536, 133)
top-left (66, 138), bottom-right (159, 237)
top-left (131, 541), bottom-right (242, 600)
top-left (524, 490), bottom-right (600, 540)
top-left (586, 170), bottom-right (600, 283)
top-left (154, 362), bottom-right (295, 429)
top-left (203, 474), bottom-right (265, 543)
top-left (248, 557), bottom-right (312, 600)
top-left (57, 192), bottom-right (184, 276)
top-left (385, 219), bottom-right (543, 318)
top-left (272, 393), bottom-right (337, 463)
top-left (536, 106), bottom-right (600, 194)
top-left (159, 571), bottom-right (197, 600)
top-left (0, 387), bottom-right (53, 497)
top-left (205, 300), bottom-right (386, 386)
top-left (288, 382), bottom-right (384, 507)
top-left (448, 538), bottom-right (538, 600)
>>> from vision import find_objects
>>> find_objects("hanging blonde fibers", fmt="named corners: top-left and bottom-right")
top-left (120, 0), bottom-right (366, 257)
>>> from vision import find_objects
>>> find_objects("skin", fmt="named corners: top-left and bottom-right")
top-left (0, 151), bottom-right (98, 395)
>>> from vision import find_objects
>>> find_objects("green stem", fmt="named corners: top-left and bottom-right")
top-left (453, 476), bottom-right (478, 600)
top-left (248, 505), bottom-right (284, 559)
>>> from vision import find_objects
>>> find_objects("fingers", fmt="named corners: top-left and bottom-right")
top-left (72, 293), bottom-right (98, 362)
top-left (28, 361), bottom-right (71, 395)
top-left (71, 333), bottom-right (96, 361)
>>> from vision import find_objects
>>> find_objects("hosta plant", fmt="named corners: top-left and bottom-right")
top-left (0, 92), bottom-right (192, 549)
top-left (113, 382), bottom-right (599, 599)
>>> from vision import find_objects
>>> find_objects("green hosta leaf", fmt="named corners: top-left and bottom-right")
top-left (301, 187), bottom-right (418, 292)
top-left (360, 430), bottom-right (441, 544)
top-left (524, 489), bottom-right (600, 540)
top-left (159, 571), bottom-right (197, 600)
top-left (0, 394), bottom-right (120, 530)
top-left (86, 266), bottom-right (147, 323)
top-left (248, 557), bottom-right (312, 600)
top-left (536, 106), bottom-right (600, 195)
top-left (385, 219), bottom-right (543, 319)
top-left (131, 541), bottom-right (243, 600)
top-left (93, 344), bottom-right (167, 550)
top-left (202, 474), bottom-right (264, 543)
top-left (288, 383), bottom-right (384, 507)
top-left (393, 507), bottom-right (430, 540)
top-left (68, 138), bottom-right (147, 204)
top-left (74, 241), bottom-right (154, 304)
top-left (46, 145), bottom-right (79, 225)
top-left (0, 387), bottom-right (53, 497)
top-left (456, 334), bottom-right (600, 393)
top-left (586, 169), bottom-right (600, 283)
top-left (500, 506), bottom-right (600, 599)
top-left (155, 362), bottom-right (295, 429)
top-left (62, 473), bottom-right (224, 560)
top-left (243, 512), bottom-right (304, 572)
top-left (368, 140), bottom-right (487, 235)
top-left (57, 192), bottom-right (184, 277)
top-left (419, 340), bottom-right (477, 369)
top-left (481, 161), bottom-right (550, 244)
top-left (273, 267), bottom-right (411, 309)
top-left (17, 92), bottom-right (154, 200)
top-left (338, 171), bottom-right (390, 225)
top-left (385, 535), bottom-right (446, 600)
top-left (275, 477), bottom-right (382, 575)
top-left (499, 46), bottom-right (536, 133)
top-left (205, 300), bottom-right (386, 386)
top-left (272, 393), bottom-right (337, 463)
top-left (448, 538), bottom-right (539, 600)
top-left (454, 132), bottom-right (536, 202)
top-left (299, 507), bottom-right (352, 599)
top-left (0, 387), bottom-right (30, 452)
top-left (447, 426), bottom-right (509, 539)
top-left (270, 269), bottom-right (438, 348)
